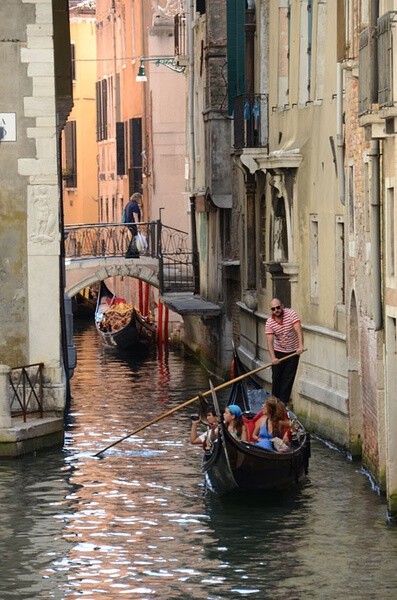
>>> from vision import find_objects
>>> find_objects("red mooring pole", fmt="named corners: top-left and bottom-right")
top-left (157, 301), bottom-right (163, 346)
top-left (164, 306), bottom-right (169, 347)
top-left (138, 280), bottom-right (143, 313)
top-left (144, 282), bottom-right (150, 317)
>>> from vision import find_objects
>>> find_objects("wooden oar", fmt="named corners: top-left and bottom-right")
top-left (94, 350), bottom-right (304, 457)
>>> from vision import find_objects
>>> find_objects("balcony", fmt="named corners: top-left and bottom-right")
top-left (233, 94), bottom-right (269, 150)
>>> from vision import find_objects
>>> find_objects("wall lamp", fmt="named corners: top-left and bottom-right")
top-left (135, 56), bottom-right (187, 82)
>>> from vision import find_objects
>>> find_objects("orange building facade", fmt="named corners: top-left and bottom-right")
top-left (63, 1), bottom-right (98, 225)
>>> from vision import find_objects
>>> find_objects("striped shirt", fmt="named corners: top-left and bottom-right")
top-left (265, 308), bottom-right (300, 353)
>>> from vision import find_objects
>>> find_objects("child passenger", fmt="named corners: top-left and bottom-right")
top-left (190, 406), bottom-right (219, 450)
top-left (223, 405), bottom-right (248, 442)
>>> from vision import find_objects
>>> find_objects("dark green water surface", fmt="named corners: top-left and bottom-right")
top-left (1, 321), bottom-right (397, 599)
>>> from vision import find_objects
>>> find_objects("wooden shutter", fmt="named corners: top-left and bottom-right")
top-left (116, 122), bottom-right (126, 176)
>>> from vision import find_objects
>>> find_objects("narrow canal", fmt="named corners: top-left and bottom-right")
top-left (1, 319), bottom-right (397, 599)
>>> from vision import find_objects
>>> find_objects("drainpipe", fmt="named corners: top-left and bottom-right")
top-left (245, 0), bottom-right (256, 290)
top-left (369, 2), bottom-right (381, 330)
top-left (188, 0), bottom-right (199, 292)
top-left (369, 139), bottom-right (382, 331)
top-left (188, 0), bottom-right (196, 194)
top-left (336, 62), bottom-right (345, 205)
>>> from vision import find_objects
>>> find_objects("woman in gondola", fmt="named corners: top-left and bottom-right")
top-left (223, 405), bottom-right (248, 442)
top-left (252, 396), bottom-right (290, 451)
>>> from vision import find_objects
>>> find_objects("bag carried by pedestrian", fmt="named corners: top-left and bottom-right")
top-left (136, 232), bottom-right (148, 252)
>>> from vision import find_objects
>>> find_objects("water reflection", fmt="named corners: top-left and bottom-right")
top-left (1, 321), bottom-right (397, 599)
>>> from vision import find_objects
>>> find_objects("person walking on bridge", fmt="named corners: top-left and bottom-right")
top-left (265, 298), bottom-right (304, 405)
top-left (124, 192), bottom-right (142, 258)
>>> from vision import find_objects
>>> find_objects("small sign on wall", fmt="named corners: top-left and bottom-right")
top-left (0, 113), bottom-right (16, 142)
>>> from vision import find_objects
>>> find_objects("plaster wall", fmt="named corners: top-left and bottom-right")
top-left (235, 0), bottom-right (349, 446)
top-left (147, 21), bottom-right (188, 233)
top-left (0, 0), bottom-right (65, 408)
top-left (63, 13), bottom-right (98, 225)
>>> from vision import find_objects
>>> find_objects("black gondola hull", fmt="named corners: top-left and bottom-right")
top-left (203, 428), bottom-right (309, 496)
top-left (95, 282), bottom-right (156, 350)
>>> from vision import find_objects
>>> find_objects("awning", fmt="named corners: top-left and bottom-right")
top-left (210, 194), bottom-right (232, 209)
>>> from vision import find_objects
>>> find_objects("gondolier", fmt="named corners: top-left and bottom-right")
top-left (265, 298), bottom-right (304, 405)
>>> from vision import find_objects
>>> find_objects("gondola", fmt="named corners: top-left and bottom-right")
top-left (202, 351), bottom-right (310, 495)
top-left (95, 281), bottom-right (156, 350)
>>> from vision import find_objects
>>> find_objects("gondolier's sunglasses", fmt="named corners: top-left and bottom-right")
top-left (271, 305), bottom-right (281, 311)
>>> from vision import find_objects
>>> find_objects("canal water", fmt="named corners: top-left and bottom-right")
top-left (1, 320), bottom-right (397, 599)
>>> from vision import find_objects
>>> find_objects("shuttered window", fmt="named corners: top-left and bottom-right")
top-left (128, 117), bottom-right (142, 195)
top-left (64, 120), bottom-right (77, 188)
top-left (226, 0), bottom-right (245, 116)
top-left (96, 79), bottom-right (108, 141)
top-left (358, 28), bottom-right (370, 115)
top-left (378, 12), bottom-right (393, 108)
top-left (116, 121), bottom-right (126, 176)
top-left (71, 42), bottom-right (76, 81)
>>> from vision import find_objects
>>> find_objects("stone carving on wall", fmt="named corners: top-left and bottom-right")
top-left (30, 186), bottom-right (56, 243)
top-left (151, 0), bottom-right (184, 16)
top-left (269, 172), bottom-right (290, 263)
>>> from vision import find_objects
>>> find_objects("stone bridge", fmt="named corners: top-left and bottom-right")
top-left (64, 221), bottom-right (196, 297)
top-left (65, 256), bottom-right (160, 297)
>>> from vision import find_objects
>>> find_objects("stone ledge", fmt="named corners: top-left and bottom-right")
top-left (0, 416), bottom-right (63, 443)
top-left (297, 379), bottom-right (348, 415)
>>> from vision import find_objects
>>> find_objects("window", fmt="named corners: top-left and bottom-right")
top-left (335, 216), bottom-right (345, 305)
top-left (298, 0), bottom-right (310, 105)
top-left (307, 0), bottom-right (313, 97)
top-left (116, 122), bottom-right (126, 176)
top-left (96, 79), bottom-right (108, 141)
top-left (64, 120), bottom-right (77, 188)
top-left (129, 117), bottom-right (142, 195)
top-left (196, 0), bottom-right (205, 13)
top-left (387, 186), bottom-right (395, 277)
top-left (310, 215), bottom-right (319, 302)
top-left (315, 0), bottom-right (327, 101)
top-left (226, 0), bottom-right (245, 115)
top-left (71, 42), bottom-right (76, 82)
top-left (348, 163), bottom-right (355, 235)
top-left (278, 1), bottom-right (290, 107)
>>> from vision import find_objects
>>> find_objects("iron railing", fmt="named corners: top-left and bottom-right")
top-left (158, 223), bottom-right (196, 293)
top-left (64, 222), bottom-right (157, 259)
top-left (234, 93), bottom-right (269, 150)
top-left (64, 221), bottom-right (199, 294)
top-left (9, 363), bottom-right (44, 422)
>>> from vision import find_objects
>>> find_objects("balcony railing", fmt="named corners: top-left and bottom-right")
top-left (10, 363), bottom-right (44, 422)
top-left (234, 94), bottom-right (269, 150)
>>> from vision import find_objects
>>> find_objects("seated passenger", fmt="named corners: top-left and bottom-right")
top-left (190, 406), bottom-right (219, 450)
top-left (252, 396), bottom-right (291, 451)
top-left (223, 405), bottom-right (248, 442)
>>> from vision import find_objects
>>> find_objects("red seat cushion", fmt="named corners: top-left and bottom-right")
top-left (243, 412), bottom-right (263, 442)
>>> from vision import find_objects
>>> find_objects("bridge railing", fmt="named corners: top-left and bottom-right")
top-left (64, 221), bottom-right (199, 294)
top-left (159, 223), bottom-right (197, 293)
top-left (64, 222), bottom-right (157, 259)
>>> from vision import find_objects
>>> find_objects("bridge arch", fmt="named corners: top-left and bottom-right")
top-left (65, 259), bottom-right (160, 298)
